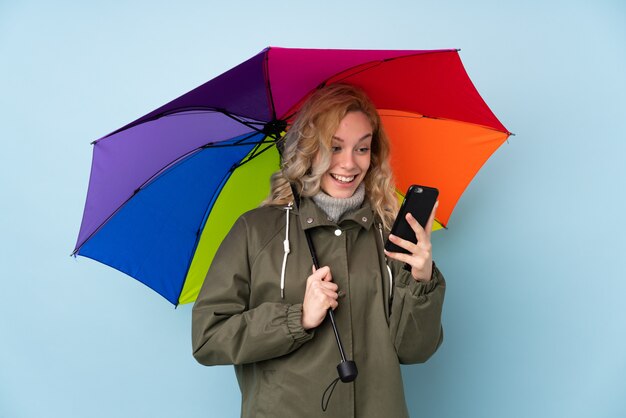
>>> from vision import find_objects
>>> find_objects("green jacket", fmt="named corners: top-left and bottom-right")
top-left (192, 198), bottom-right (445, 417)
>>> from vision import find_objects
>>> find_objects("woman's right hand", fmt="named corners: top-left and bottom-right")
top-left (301, 266), bottom-right (339, 330)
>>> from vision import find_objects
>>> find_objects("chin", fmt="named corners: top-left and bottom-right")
top-left (321, 181), bottom-right (359, 199)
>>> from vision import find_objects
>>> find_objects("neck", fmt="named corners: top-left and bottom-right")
top-left (312, 184), bottom-right (365, 222)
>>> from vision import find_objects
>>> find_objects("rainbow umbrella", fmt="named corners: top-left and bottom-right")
top-left (73, 46), bottom-right (510, 306)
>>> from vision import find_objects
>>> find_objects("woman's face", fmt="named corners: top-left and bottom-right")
top-left (318, 111), bottom-right (372, 199)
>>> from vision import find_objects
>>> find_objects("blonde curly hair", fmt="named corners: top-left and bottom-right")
top-left (263, 83), bottom-right (399, 230)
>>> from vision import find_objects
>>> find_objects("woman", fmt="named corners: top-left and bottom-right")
top-left (192, 84), bottom-right (445, 418)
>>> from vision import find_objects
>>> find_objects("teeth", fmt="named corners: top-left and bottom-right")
top-left (331, 174), bottom-right (355, 183)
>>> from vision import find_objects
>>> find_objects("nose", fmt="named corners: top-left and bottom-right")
top-left (338, 150), bottom-right (356, 169)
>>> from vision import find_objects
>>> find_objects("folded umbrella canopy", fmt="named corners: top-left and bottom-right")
top-left (74, 46), bottom-right (510, 306)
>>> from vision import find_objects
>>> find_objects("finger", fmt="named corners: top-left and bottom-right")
top-left (309, 278), bottom-right (338, 296)
top-left (384, 249), bottom-right (413, 265)
top-left (311, 293), bottom-right (337, 313)
top-left (312, 266), bottom-right (330, 280)
top-left (320, 293), bottom-right (339, 308)
top-left (320, 287), bottom-right (339, 299)
top-left (320, 268), bottom-right (333, 282)
top-left (388, 232), bottom-right (417, 254)
top-left (319, 281), bottom-right (339, 292)
top-left (424, 201), bottom-right (439, 239)
top-left (405, 212), bottom-right (427, 244)
top-left (384, 248), bottom-right (429, 267)
top-left (306, 267), bottom-right (329, 288)
top-left (312, 280), bottom-right (338, 294)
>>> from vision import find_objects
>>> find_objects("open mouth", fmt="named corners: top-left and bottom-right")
top-left (331, 173), bottom-right (356, 184)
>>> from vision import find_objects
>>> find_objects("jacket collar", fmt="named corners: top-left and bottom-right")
top-left (295, 197), bottom-right (375, 231)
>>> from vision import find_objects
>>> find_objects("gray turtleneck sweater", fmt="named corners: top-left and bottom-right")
top-left (311, 183), bottom-right (365, 222)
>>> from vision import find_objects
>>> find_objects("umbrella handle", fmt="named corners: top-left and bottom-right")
top-left (290, 184), bottom-right (358, 383)
top-left (328, 309), bottom-right (358, 383)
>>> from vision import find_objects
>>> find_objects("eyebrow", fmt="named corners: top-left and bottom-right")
top-left (331, 133), bottom-right (373, 142)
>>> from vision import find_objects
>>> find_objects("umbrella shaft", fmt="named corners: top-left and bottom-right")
top-left (305, 226), bottom-right (347, 362)
top-left (290, 184), bottom-right (352, 366)
top-left (327, 309), bottom-right (347, 362)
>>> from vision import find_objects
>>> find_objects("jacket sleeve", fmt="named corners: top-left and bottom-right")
top-left (388, 262), bottom-right (446, 364)
top-left (192, 216), bottom-right (314, 366)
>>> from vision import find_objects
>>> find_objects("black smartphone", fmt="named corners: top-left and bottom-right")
top-left (384, 185), bottom-right (439, 254)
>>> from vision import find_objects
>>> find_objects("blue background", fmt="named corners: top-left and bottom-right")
top-left (1, 1), bottom-right (625, 417)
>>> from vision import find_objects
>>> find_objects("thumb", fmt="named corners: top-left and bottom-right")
top-left (318, 266), bottom-right (332, 282)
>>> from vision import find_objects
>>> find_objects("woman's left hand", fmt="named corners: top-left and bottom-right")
top-left (384, 202), bottom-right (438, 282)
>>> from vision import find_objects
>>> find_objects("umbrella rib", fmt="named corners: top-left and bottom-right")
top-left (322, 60), bottom-right (386, 87)
top-left (177, 161), bottom-right (239, 307)
top-left (94, 107), bottom-right (269, 144)
top-left (219, 111), bottom-right (289, 142)
top-left (201, 136), bottom-right (273, 149)
top-left (237, 141), bottom-right (266, 164)
top-left (323, 49), bottom-right (460, 86)
top-left (264, 48), bottom-right (277, 121)
top-left (277, 60), bottom-right (403, 121)
top-left (233, 139), bottom-right (282, 170)
top-left (100, 104), bottom-right (289, 146)
top-left (379, 111), bottom-right (513, 135)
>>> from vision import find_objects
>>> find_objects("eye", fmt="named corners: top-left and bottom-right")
top-left (356, 146), bottom-right (370, 154)
top-left (331, 146), bottom-right (342, 153)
